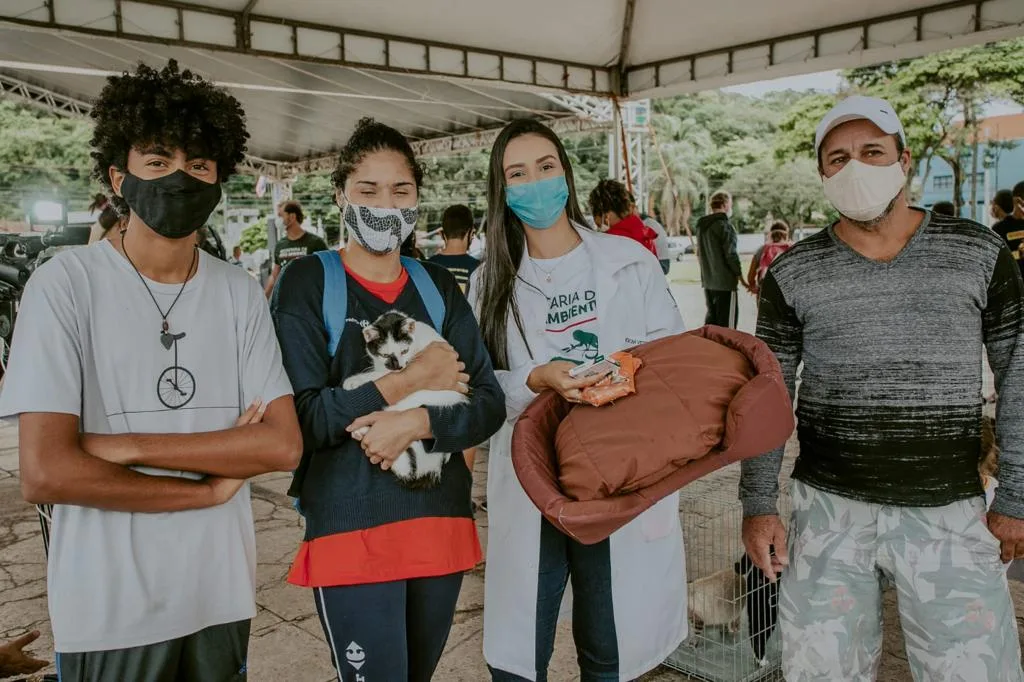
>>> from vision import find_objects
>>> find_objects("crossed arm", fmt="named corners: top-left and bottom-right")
top-left (19, 396), bottom-right (302, 513)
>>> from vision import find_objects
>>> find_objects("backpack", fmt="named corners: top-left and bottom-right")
top-left (290, 251), bottom-right (446, 514)
top-left (756, 243), bottom-right (792, 286)
top-left (315, 250), bottom-right (446, 356)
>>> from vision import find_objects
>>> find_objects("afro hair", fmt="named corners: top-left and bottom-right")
top-left (90, 59), bottom-right (249, 214)
top-left (588, 179), bottom-right (633, 220)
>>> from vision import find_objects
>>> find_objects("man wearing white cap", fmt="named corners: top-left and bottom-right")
top-left (740, 95), bottom-right (1024, 679)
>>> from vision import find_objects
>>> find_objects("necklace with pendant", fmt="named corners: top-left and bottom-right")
top-left (529, 235), bottom-right (582, 284)
top-left (529, 256), bottom-right (557, 283)
top-left (120, 228), bottom-right (197, 349)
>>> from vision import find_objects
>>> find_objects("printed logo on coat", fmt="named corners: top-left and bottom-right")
top-left (546, 288), bottom-right (600, 365)
top-left (546, 290), bottom-right (596, 330)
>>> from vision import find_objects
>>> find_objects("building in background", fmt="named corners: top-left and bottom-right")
top-left (223, 207), bottom-right (262, 248)
top-left (917, 113), bottom-right (1024, 224)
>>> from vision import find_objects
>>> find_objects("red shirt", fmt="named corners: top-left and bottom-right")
top-left (288, 261), bottom-right (481, 587)
top-left (608, 214), bottom-right (658, 256)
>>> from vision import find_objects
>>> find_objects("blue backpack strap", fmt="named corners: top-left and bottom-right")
top-left (401, 256), bottom-right (446, 333)
top-left (316, 250), bottom-right (348, 358)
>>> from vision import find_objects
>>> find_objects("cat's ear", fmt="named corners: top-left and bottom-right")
top-left (363, 326), bottom-right (380, 343)
top-left (401, 317), bottom-right (416, 336)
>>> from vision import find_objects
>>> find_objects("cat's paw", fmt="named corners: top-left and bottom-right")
top-left (351, 426), bottom-right (370, 441)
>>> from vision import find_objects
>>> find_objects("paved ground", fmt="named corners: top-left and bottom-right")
top-left (2, 272), bottom-right (1019, 682)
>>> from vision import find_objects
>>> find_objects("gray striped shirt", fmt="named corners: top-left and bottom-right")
top-left (740, 211), bottom-right (1024, 518)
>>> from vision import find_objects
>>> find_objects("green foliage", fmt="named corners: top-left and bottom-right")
top-left (656, 92), bottom-right (779, 150)
top-left (292, 172), bottom-right (341, 227)
top-left (0, 100), bottom-right (96, 219)
top-left (773, 93), bottom-right (836, 163)
top-left (727, 157), bottom-right (835, 228)
top-left (419, 150), bottom-right (490, 229)
top-left (845, 38), bottom-right (1024, 213)
top-left (238, 217), bottom-right (268, 253)
top-left (648, 92), bottom-right (811, 233)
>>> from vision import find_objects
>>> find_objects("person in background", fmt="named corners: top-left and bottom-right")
top-left (0, 59), bottom-right (302, 682)
top-left (741, 95), bottom-right (1024, 680)
top-left (992, 181), bottom-right (1024, 279)
top-left (588, 179), bottom-right (658, 256)
top-left (428, 204), bottom-right (480, 295)
top-left (991, 189), bottom-right (1015, 224)
top-left (472, 119), bottom-right (685, 682)
top-left (427, 204), bottom-right (483, 471)
top-left (469, 227), bottom-right (485, 260)
top-left (636, 202), bottom-right (672, 274)
top-left (931, 200), bottom-right (956, 216)
top-left (272, 117), bottom-right (504, 682)
top-left (400, 229), bottom-right (424, 259)
top-left (264, 200), bottom-right (328, 298)
top-left (229, 244), bottom-right (244, 266)
top-left (744, 221), bottom-right (792, 299)
top-left (86, 194), bottom-right (124, 244)
top-left (696, 190), bottom-right (742, 328)
top-left (0, 631), bottom-right (47, 679)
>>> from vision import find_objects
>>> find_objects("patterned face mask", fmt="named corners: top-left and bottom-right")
top-left (342, 198), bottom-right (418, 255)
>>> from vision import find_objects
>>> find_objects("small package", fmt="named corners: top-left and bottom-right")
top-left (569, 355), bottom-right (620, 380)
top-left (579, 351), bottom-right (642, 407)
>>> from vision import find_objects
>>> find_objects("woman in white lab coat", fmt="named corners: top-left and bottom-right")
top-left (470, 119), bottom-right (687, 682)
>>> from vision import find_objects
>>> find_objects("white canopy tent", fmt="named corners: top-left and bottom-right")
top-left (0, 0), bottom-right (1022, 180)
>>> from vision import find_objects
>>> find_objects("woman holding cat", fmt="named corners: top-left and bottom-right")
top-left (271, 117), bottom-right (505, 682)
top-left (470, 119), bottom-right (687, 681)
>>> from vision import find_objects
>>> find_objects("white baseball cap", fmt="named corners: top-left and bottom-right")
top-left (814, 95), bottom-right (906, 155)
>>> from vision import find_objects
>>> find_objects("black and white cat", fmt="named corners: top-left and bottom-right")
top-left (343, 310), bottom-right (467, 487)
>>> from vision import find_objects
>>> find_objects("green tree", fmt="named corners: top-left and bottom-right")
top-left (847, 38), bottom-right (1024, 217)
top-left (291, 172), bottom-right (340, 229)
top-left (0, 100), bottom-right (96, 219)
top-left (647, 109), bottom-right (713, 236)
top-left (419, 150), bottom-right (490, 229)
top-left (727, 157), bottom-right (835, 229)
top-left (773, 93), bottom-right (837, 162)
top-left (238, 217), bottom-right (268, 253)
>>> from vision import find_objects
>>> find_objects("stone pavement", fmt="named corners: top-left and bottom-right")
top-left (1, 278), bottom-right (1019, 681)
top-left (7, 427), bottom-right (1024, 682)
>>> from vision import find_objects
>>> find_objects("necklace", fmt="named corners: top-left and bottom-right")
top-left (120, 228), bottom-right (198, 349)
top-left (529, 256), bottom-right (558, 283)
top-left (528, 234), bottom-right (582, 283)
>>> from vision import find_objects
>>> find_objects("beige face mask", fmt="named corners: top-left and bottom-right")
top-left (822, 160), bottom-right (906, 222)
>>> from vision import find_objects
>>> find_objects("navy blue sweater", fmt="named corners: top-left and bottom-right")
top-left (272, 255), bottom-right (505, 540)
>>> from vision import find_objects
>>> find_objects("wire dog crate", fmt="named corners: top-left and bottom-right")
top-left (664, 466), bottom-right (791, 682)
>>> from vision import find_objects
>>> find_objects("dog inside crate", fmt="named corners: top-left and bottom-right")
top-left (664, 469), bottom-right (787, 682)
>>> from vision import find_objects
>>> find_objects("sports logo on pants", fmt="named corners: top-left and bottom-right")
top-left (346, 641), bottom-right (366, 670)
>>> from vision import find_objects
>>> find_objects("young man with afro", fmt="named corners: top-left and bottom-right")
top-left (0, 60), bottom-right (302, 681)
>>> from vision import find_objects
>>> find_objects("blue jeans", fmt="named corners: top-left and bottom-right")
top-left (490, 519), bottom-right (619, 682)
top-left (314, 573), bottom-right (463, 682)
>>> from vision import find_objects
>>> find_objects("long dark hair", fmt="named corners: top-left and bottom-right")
top-left (476, 119), bottom-right (588, 370)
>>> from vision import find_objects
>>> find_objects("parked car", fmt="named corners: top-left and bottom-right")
top-left (665, 236), bottom-right (695, 261)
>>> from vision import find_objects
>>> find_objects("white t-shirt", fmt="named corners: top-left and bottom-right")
top-left (0, 240), bottom-right (292, 653)
top-left (527, 244), bottom-right (600, 365)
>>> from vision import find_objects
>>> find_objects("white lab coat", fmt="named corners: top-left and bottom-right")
top-left (471, 225), bottom-right (687, 681)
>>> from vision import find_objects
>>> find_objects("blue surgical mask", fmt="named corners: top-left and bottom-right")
top-left (505, 176), bottom-right (569, 229)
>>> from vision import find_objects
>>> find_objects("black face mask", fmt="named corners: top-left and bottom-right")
top-left (119, 170), bottom-right (223, 240)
